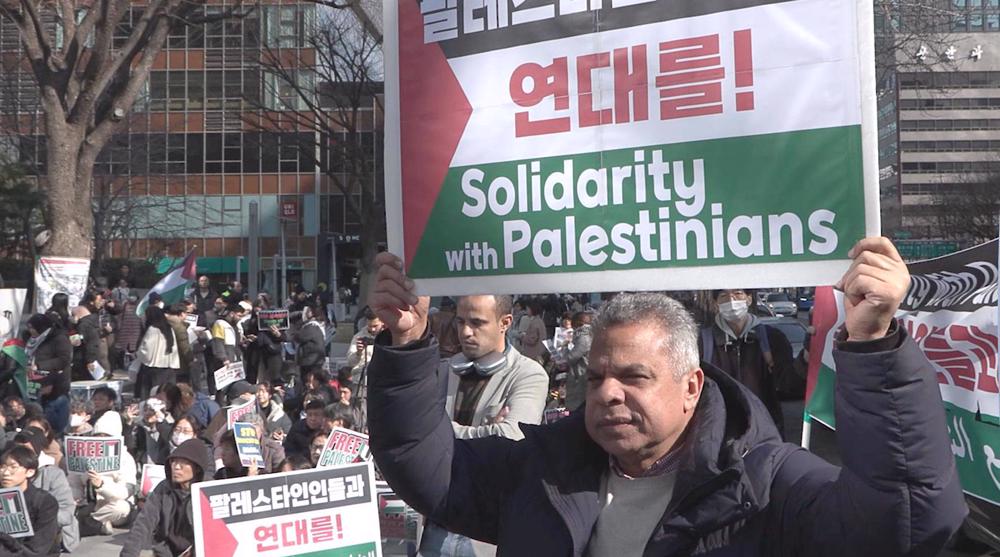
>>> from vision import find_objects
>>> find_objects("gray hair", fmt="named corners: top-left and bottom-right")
top-left (592, 292), bottom-right (700, 380)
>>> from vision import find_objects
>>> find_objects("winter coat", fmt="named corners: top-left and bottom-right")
top-left (186, 392), bottom-right (221, 430)
top-left (368, 325), bottom-right (966, 557)
top-left (0, 484), bottom-right (61, 556)
top-left (68, 448), bottom-right (138, 508)
top-left (33, 465), bottom-right (79, 552)
top-left (295, 322), bottom-right (327, 369)
top-left (30, 331), bottom-right (72, 401)
top-left (120, 439), bottom-right (212, 557)
top-left (700, 321), bottom-right (793, 438)
top-left (283, 419), bottom-right (321, 459)
top-left (562, 324), bottom-right (593, 411)
top-left (167, 320), bottom-right (193, 374)
top-left (73, 313), bottom-right (104, 379)
top-left (260, 400), bottom-right (292, 436)
top-left (138, 327), bottom-right (180, 370)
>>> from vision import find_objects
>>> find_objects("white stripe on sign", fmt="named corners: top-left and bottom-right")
top-left (446, 0), bottom-right (862, 168)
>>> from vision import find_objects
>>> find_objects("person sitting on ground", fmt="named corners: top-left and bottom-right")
top-left (67, 400), bottom-right (94, 435)
top-left (214, 429), bottom-right (260, 480)
top-left (0, 445), bottom-right (61, 556)
top-left (277, 453), bottom-right (313, 472)
top-left (324, 403), bottom-right (356, 434)
top-left (3, 395), bottom-right (41, 435)
top-left (89, 386), bottom-right (125, 438)
top-left (14, 426), bottom-right (79, 552)
top-left (204, 380), bottom-right (255, 446)
top-left (176, 382), bottom-right (220, 430)
top-left (69, 420), bottom-right (138, 536)
top-left (120, 439), bottom-right (212, 557)
top-left (308, 429), bottom-right (328, 468)
top-left (283, 399), bottom-right (326, 459)
top-left (257, 381), bottom-right (292, 441)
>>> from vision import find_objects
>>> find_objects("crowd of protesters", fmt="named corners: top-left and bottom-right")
top-left (0, 272), bottom-right (374, 556)
top-left (0, 242), bottom-right (957, 557)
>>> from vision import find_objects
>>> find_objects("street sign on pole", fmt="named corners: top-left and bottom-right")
top-left (281, 201), bottom-right (298, 220)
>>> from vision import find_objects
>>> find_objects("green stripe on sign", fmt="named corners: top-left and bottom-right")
top-left (805, 363), bottom-right (837, 429)
top-left (409, 126), bottom-right (866, 278)
top-left (944, 402), bottom-right (1000, 506)
top-left (293, 542), bottom-right (379, 557)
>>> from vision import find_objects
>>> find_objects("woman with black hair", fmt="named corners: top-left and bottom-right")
top-left (24, 314), bottom-right (72, 433)
top-left (44, 293), bottom-right (70, 331)
top-left (135, 307), bottom-right (180, 400)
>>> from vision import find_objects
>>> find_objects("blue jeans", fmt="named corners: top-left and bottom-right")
top-left (418, 522), bottom-right (476, 557)
top-left (43, 394), bottom-right (69, 434)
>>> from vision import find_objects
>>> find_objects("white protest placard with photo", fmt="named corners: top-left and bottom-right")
top-left (34, 257), bottom-right (90, 313)
top-left (192, 462), bottom-right (382, 557)
top-left (233, 423), bottom-right (265, 468)
top-left (384, 0), bottom-right (879, 294)
top-left (226, 398), bottom-right (257, 430)
top-left (0, 487), bottom-right (33, 538)
top-left (214, 361), bottom-right (245, 391)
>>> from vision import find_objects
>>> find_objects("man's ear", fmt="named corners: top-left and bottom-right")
top-left (683, 368), bottom-right (704, 414)
top-left (499, 313), bottom-right (513, 334)
top-left (25, 467), bottom-right (36, 480)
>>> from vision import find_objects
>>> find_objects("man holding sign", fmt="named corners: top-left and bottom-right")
top-left (368, 238), bottom-right (965, 556)
top-left (0, 445), bottom-right (59, 555)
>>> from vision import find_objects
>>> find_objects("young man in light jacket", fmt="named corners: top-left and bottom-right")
top-left (68, 420), bottom-right (137, 535)
top-left (429, 294), bottom-right (549, 556)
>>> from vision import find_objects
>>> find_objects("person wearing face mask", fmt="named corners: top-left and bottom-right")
top-left (699, 289), bottom-right (792, 439)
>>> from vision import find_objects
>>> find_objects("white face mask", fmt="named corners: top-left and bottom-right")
top-left (70, 414), bottom-right (86, 427)
top-left (719, 300), bottom-right (749, 322)
top-left (38, 452), bottom-right (55, 468)
top-left (172, 433), bottom-right (193, 446)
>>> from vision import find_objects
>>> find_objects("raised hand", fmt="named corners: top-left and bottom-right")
top-left (369, 252), bottom-right (429, 346)
top-left (835, 237), bottom-right (910, 342)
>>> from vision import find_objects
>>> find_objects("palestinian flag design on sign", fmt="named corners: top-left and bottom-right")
top-left (385, 0), bottom-right (879, 295)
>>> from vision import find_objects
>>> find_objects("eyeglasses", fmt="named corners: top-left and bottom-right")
top-left (174, 428), bottom-right (195, 435)
top-left (0, 463), bottom-right (25, 473)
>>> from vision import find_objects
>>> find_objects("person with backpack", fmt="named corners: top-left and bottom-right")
top-left (699, 289), bottom-right (793, 439)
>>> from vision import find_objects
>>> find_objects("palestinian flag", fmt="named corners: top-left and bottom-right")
top-left (1, 339), bottom-right (28, 399)
top-left (137, 250), bottom-right (197, 316)
top-left (805, 240), bottom-right (1000, 505)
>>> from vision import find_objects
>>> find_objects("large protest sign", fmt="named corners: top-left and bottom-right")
top-left (34, 257), bottom-right (90, 313)
top-left (193, 462), bottom-right (382, 557)
top-left (234, 423), bottom-right (265, 468)
top-left (227, 398), bottom-right (258, 430)
top-left (805, 240), bottom-right (1000, 505)
top-left (0, 487), bottom-right (33, 538)
top-left (214, 361), bottom-right (245, 391)
top-left (317, 428), bottom-right (372, 468)
top-left (384, 0), bottom-right (879, 294)
top-left (65, 436), bottom-right (124, 473)
top-left (0, 289), bottom-right (27, 343)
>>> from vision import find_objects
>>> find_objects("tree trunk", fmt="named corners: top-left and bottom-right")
top-left (41, 127), bottom-right (93, 258)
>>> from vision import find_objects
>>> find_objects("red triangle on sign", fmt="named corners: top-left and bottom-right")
top-left (398, 0), bottom-right (474, 268)
top-left (198, 490), bottom-right (240, 556)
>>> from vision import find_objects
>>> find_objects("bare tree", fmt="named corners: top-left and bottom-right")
top-left (252, 7), bottom-right (384, 304)
top-left (0, 0), bottom-right (241, 258)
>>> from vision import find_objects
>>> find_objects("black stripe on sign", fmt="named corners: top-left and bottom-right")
top-left (429, 0), bottom-right (801, 59)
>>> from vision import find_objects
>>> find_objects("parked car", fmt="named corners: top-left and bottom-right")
top-left (764, 292), bottom-right (798, 316)
top-left (758, 316), bottom-right (808, 356)
top-left (797, 293), bottom-right (815, 312)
